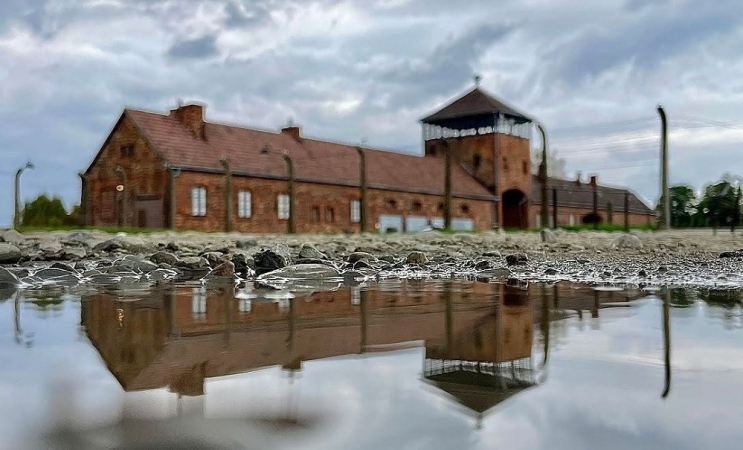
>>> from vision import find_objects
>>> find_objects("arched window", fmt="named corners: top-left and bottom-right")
top-left (237, 190), bottom-right (252, 218)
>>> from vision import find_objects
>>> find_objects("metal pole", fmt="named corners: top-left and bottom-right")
top-left (355, 146), bottom-right (367, 232)
top-left (552, 188), bottom-right (557, 229)
top-left (661, 288), bottom-right (671, 398)
top-left (624, 191), bottom-right (630, 232)
top-left (168, 167), bottom-right (181, 230)
top-left (283, 151), bottom-right (296, 234)
top-left (442, 139), bottom-right (452, 230)
top-left (658, 105), bottom-right (671, 230)
top-left (14, 168), bottom-right (22, 229)
top-left (221, 158), bottom-right (232, 232)
top-left (538, 124), bottom-right (549, 233)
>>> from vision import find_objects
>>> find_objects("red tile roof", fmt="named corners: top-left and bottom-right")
top-left (125, 108), bottom-right (494, 200)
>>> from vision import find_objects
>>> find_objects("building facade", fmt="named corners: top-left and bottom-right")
top-left (81, 85), bottom-right (654, 232)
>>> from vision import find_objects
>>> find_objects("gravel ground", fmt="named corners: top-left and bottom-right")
top-left (1, 228), bottom-right (743, 290)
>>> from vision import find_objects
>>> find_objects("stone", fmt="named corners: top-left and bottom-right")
top-left (405, 251), bottom-right (428, 265)
top-left (0, 267), bottom-right (19, 285)
top-left (208, 258), bottom-right (236, 278)
top-left (257, 264), bottom-right (341, 280)
top-left (93, 239), bottom-right (123, 253)
top-left (540, 228), bottom-right (557, 244)
top-left (0, 243), bottom-right (22, 264)
top-left (63, 231), bottom-right (95, 246)
top-left (34, 268), bottom-right (80, 284)
top-left (298, 243), bottom-right (326, 260)
top-left (506, 253), bottom-right (528, 266)
top-left (253, 246), bottom-right (291, 274)
top-left (39, 239), bottom-right (64, 259)
top-left (50, 262), bottom-right (76, 273)
top-left (611, 234), bottom-right (643, 250)
top-left (476, 267), bottom-right (512, 279)
top-left (378, 255), bottom-right (396, 264)
top-left (116, 255), bottom-right (158, 272)
top-left (165, 241), bottom-right (180, 252)
top-left (719, 249), bottom-right (743, 258)
top-left (544, 268), bottom-right (559, 275)
top-left (176, 256), bottom-right (210, 270)
top-left (347, 252), bottom-right (375, 264)
top-left (474, 260), bottom-right (492, 271)
top-left (236, 238), bottom-right (259, 249)
top-left (147, 268), bottom-right (177, 282)
top-left (0, 229), bottom-right (25, 245)
top-left (63, 246), bottom-right (87, 261)
top-left (150, 251), bottom-right (179, 266)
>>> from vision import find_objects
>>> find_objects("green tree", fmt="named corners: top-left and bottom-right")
top-left (21, 195), bottom-right (69, 227)
top-left (694, 181), bottom-right (739, 229)
top-left (660, 185), bottom-right (697, 227)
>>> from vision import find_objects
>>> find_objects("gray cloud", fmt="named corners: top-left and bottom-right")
top-left (167, 35), bottom-right (220, 59)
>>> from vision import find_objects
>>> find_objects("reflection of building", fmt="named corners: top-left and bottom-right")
top-left (80, 280), bottom-right (648, 420)
top-left (423, 284), bottom-right (535, 426)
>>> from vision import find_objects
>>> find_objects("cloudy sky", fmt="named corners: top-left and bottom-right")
top-left (2, 0), bottom-right (743, 226)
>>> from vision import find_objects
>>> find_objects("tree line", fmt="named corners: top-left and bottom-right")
top-left (20, 194), bottom-right (81, 227)
top-left (660, 179), bottom-right (742, 229)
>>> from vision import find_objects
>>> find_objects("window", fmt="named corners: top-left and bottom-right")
top-left (473, 153), bottom-right (481, 169)
top-left (191, 287), bottom-right (207, 320)
top-left (522, 160), bottom-right (528, 175)
top-left (277, 194), bottom-right (290, 219)
top-left (502, 157), bottom-right (509, 171)
top-left (191, 186), bottom-right (206, 216)
top-left (237, 190), bottom-right (252, 218)
top-left (238, 298), bottom-right (252, 313)
top-left (325, 207), bottom-right (335, 223)
top-left (120, 145), bottom-right (135, 158)
top-left (311, 206), bottom-right (320, 222)
top-left (386, 198), bottom-right (397, 209)
top-left (412, 201), bottom-right (423, 212)
top-left (460, 204), bottom-right (470, 214)
top-left (350, 199), bottom-right (361, 223)
top-left (437, 202), bottom-right (445, 212)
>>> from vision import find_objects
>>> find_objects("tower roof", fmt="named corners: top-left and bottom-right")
top-left (421, 87), bottom-right (533, 127)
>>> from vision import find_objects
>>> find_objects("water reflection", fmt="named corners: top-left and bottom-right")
top-left (78, 280), bottom-right (654, 426)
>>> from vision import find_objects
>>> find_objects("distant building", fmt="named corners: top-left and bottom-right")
top-left (80, 82), bottom-right (653, 232)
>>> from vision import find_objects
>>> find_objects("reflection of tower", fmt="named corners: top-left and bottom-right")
top-left (423, 283), bottom-right (537, 428)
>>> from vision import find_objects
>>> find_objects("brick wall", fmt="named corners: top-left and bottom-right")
top-left (86, 114), bottom-right (168, 227)
top-left (174, 171), bottom-right (495, 233)
top-left (528, 204), bottom-right (655, 228)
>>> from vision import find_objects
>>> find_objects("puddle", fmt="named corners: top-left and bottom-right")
top-left (0, 279), bottom-right (742, 449)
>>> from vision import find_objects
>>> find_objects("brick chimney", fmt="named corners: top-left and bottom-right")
top-left (171, 103), bottom-right (206, 140)
top-left (575, 171), bottom-right (582, 186)
top-left (281, 125), bottom-right (301, 141)
top-left (589, 175), bottom-right (598, 188)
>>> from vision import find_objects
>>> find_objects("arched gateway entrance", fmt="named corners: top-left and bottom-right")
top-left (502, 189), bottom-right (529, 229)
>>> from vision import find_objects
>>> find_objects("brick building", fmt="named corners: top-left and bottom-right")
top-left (81, 83), bottom-right (653, 232)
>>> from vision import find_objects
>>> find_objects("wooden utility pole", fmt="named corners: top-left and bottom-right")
top-left (168, 166), bottom-right (181, 230)
top-left (537, 124), bottom-right (549, 232)
top-left (658, 105), bottom-right (671, 229)
top-left (551, 188), bottom-right (558, 229)
top-left (624, 191), bottom-right (630, 232)
top-left (282, 151), bottom-right (296, 234)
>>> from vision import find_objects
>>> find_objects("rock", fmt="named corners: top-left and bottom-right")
top-left (476, 267), bottom-right (512, 279)
top-left (0, 267), bottom-right (19, 285)
top-left (176, 256), bottom-right (210, 270)
top-left (257, 264), bottom-right (341, 280)
top-left (0, 243), bottom-right (22, 264)
top-left (207, 258), bottom-right (236, 278)
top-left (63, 231), bottom-right (95, 246)
top-left (719, 249), bottom-right (743, 258)
top-left (540, 229), bottom-right (557, 244)
top-left (298, 243), bottom-right (326, 260)
top-left (94, 239), bottom-right (123, 253)
top-left (405, 251), bottom-right (428, 265)
top-left (0, 229), bottom-right (25, 245)
top-left (253, 246), bottom-right (291, 274)
top-left (119, 236), bottom-right (156, 254)
top-left (228, 252), bottom-right (252, 277)
top-left (34, 268), bottom-right (80, 284)
top-left (165, 241), bottom-right (180, 252)
top-left (378, 255), bottom-right (396, 264)
top-left (147, 268), bottom-right (177, 282)
top-left (544, 268), bottom-right (559, 275)
top-left (50, 262), bottom-right (76, 273)
top-left (63, 246), bottom-right (87, 261)
top-left (506, 253), bottom-right (528, 266)
top-left (150, 251), bottom-right (179, 266)
top-left (236, 238), bottom-right (259, 249)
top-left (474, 260), bottom-right (492, 271)
top-left (611, 234), bottom-right (643, 250)
top-left (116, 255), bottom-right (158, 272)
top-left (347, 252), bottom-right (375, 264)
top-left (38, 240), bottom-right (64, 260)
